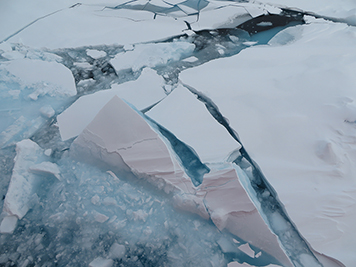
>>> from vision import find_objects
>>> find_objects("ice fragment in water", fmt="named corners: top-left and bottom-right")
top-left (89, 257), bottom-right (113, 267)
top-left (0, 215), bottom-right (18, 234)
top-left (109, 243), bottom-right (126, 259)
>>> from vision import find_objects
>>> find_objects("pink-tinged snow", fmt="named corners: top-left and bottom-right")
top-left (70, 95), bottom-right (294, 266)
top-left (57, 68), bottom-right (167, 141)
top-left (179, 20), bottom-right (356, 266)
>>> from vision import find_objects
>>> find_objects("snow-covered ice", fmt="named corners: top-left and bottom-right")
top-left (110, 42), bottom-right (196, 72)
top-left (2, 139), bottom-right (44, 219)
top-left (146, 84), bottom-right (241, 163)
top-left (0, 215), bottom-right (18, 234)
top-left (179, 20), bottom-right (356, 266)
top-left (1, 0), bottom-right (355, 266)
top-left (4, 59), bottom-right (76, 99)
top-left (57, 68), bottom-right (167, 141)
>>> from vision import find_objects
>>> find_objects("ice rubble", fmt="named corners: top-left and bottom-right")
top-left (1, 0), bottom-right (356, 266)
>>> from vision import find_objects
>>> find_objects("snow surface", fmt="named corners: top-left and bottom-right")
top-left (57, 68), bottom-right (167, 141)
top-left (179, 20), bottom-right (356, 266)
top-left (0, 215), bottom-right (18, 234)
top-left (146, 84), bottom-right (241, 163)
top-left (70, 95), bottom-right (293, 266)
top-left (3, 140), bottom-right (44, 219)
top-left (1, 0), bottom-right (356, 266)
top-left (4, 59), bottom-right (76, 99)
top-left (110, 42), bottom-right (196, 72)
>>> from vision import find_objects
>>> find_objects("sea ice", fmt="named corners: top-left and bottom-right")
top-left (70, 95), bottom-right (294, 266)
top-left (5, 59), bottom-right (76, 99)
top-left (86, 49), bottom-right (107, 59)
top-left (2, 139), bottom-right (44, 219)
top-left (57, 68), bottom-right (167, 141)
top-left (110, 42), bottom-right (195, 72)
top-left (109, 243), bottom-right (126, 259)
top-left (1, 0), bottom-right (355, 266)
top-left (0, 215), bottom-right (18, 234)
top-left (147, 84), bottom-right (241, 163)
top-left (29, 161), bottom-right (61, 181)
top-left (89, 257), bottom-right (113, 267)
top-left (179, 20), bottom-right (356, 266)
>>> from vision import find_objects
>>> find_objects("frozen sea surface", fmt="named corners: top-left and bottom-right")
top-left (1, 0), bottom-right (356, 266)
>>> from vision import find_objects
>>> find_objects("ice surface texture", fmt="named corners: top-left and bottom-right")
top-left (1, 0), bottom-right (356, 266)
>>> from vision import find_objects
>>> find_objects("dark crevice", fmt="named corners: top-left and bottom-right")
top-left (180, 82), bottom-right (323, 266)
top-left (237, 10), bottom-right (305, 34)
top-left (0, 4), bottom-right (81, 44)
top-left (144, 116), bottom-right (210, 187)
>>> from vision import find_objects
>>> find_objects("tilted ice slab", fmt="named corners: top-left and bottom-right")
top-left (57, 68), bottom-right (167, 141)
top-left (70, 96), bottom-right (200, 210)
top-left (146, 84), bottom-right (241, 163)
top-left (70, 95), bottom-right (300, 266)
top-left (179, 20), bottom-right (356, 266)
top-left (2, 140), bottom-right (43, 220)
top-left (198, 166), bottom-right (292, 266)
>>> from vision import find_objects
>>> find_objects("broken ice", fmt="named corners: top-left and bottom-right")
top-left (1, 0), bottom-right (356, 266)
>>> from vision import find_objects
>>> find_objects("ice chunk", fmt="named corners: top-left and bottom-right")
top-left (70, 95), bottom-right (196, 197)
top-left (199, 166), bottom-right (292, 267)
top-left (3, 139), bottom-right (44, 219)
top-left (103, 197), bottom-right (117, 206)
top-left (89, 257), bottom-right (113, 267)
top-left (182, 56), bottom-right (198, 62)
top-left (238, 243), bottom-right (255, 258)
top-left (93, 211), bottom-right (109, 223)
top-left (5, 59), bottom-right (76, 99)
top-left (193, 4), bottom-right (251, 30)
top-left (0, 116), bottom-right (27, 148)
top-left (179, 22), bottom-right (356, 266)
top-left (228, 263), bottom-right (280, 267)
top-left (44, 149), bottom-right (52, 157)
top-left (147, 84), bottom-right (241, 163)
top-left (39, 105), bottom-right (55, 118)
top-left (91, 195), bottom-right (101, 205)
top-left (110, 42), bottom-right (195, 72)
top-left (109, 243), bottom-right (126, 259)
top-left (217, 236), bottom-right (239, 254)
top-left (57, 68), bottom-right (167, 141)
top-left (132, 210), bottom-right (148, 222)
top-left (70, 95), bottom-right (292, 265)
top-left (242, 5), bottom-right (267, 18)
top-left (86, 49), bottom-right (107, 59)
top-left (228, 262), bottom-right (251, 267)
top-left (29, 161), bottom-right (61, 181)
top-left (4, 5), bottom-right (186, 48)
top-left (0, 215), bottom-right (18, 234)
